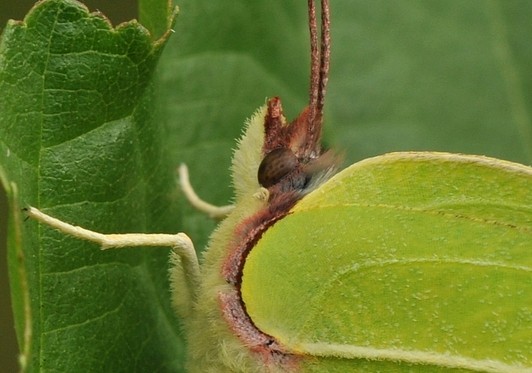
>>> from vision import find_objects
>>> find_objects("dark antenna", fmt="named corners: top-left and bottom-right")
top-left (307, 0), bottom-right (320, 124)
top-left (307, 0), bottom-right (331, 146)
top-left (318, 0), bottom-right (331, 116)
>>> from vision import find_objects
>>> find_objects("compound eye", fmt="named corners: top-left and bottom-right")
top-left (257, 148), bottom-right (299, 188)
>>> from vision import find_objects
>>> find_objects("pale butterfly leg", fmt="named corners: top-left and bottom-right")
top-left (178, 164), bottom-right (234, 218)
top-left (24, 206), bottom-right (200, 314)
top-left (25, 165), bottom-right (232, 317)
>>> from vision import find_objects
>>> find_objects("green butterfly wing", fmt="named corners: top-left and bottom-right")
top-left (242, 152), bottom-right (532, 372)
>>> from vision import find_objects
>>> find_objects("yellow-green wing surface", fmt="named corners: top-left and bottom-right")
top-left (242, 152), bottom-right (532, 372)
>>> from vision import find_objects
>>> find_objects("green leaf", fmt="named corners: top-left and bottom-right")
top-left (139, 0), bottom-right (176, 41)
top-left (243, 153), bottom-right (532, 371)
top-left (0, 0), bottom-right (181, 371)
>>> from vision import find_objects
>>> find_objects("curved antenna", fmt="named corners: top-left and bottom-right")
top-left (307, 0), bottom-right (331, 145)
top-left (318, 0), bottom-right (331, 117)
top-left (307, 0), bottom-right (320, 125)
